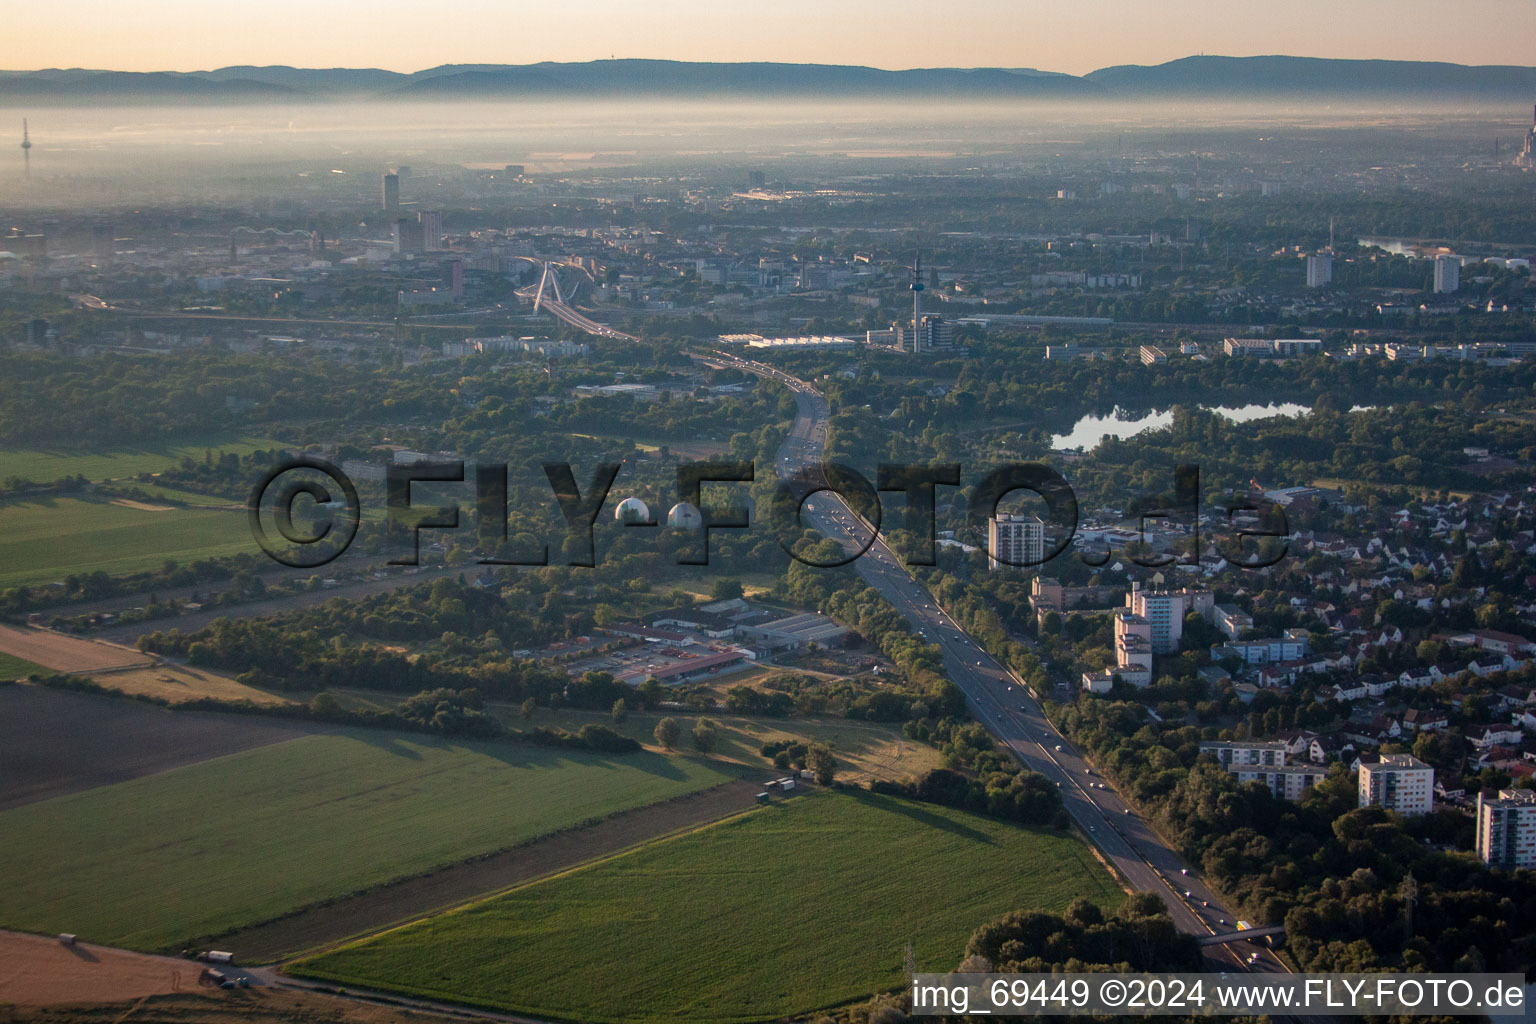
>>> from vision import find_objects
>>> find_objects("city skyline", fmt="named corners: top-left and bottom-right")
top-left (4, 0), bottom-right (1535, 76)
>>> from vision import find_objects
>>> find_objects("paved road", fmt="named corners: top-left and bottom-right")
top-left (718, 353), bottom-right (1289, 977)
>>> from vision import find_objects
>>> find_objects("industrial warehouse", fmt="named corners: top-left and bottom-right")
top-left (567, 600), bottom-right (854, 685)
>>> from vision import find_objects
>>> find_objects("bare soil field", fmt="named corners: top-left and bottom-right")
top-left (219, 777), bottom-right (772, 963)
top-left (0, 930), bottom-right (197, 1006)
top-left (0, 954), bottom-right (469, 1024)
top-left (0, 686), bottom-right (321, 811)
top-left (89, 664), bottom-right (295, 706)
top-left (0, 624), bottom-right (151, 674)
top-left (108, 498), bottom-right (176, 512)
top-left (0, 991), bottom-right (472, 1024)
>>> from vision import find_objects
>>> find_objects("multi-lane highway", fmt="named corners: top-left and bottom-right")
top-left (537, 295), bottom-right (638, 341)
top-left (719, 352), bottom-right (1288, 975)
top-left (512, 261), bottom-right (640, 342)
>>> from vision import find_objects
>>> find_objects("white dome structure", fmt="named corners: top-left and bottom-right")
top-left (614, 496), bottom-right (650, 524)
top-left (666, 502), bottom-right (704, 529)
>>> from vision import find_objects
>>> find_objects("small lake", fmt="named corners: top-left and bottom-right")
top-left (1051, 403), bottom-right (1315, 450)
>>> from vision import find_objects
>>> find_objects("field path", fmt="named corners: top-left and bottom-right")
top-left (221, 778), bottom-right (771, 963)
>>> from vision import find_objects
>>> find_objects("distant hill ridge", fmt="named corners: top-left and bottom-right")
top-left (2, 55), bottom-right (1535, 105)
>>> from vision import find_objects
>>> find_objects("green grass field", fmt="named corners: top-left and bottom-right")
top-left (0, 436), bottom-right (282, 484)
top-left (0, 652), bottom-right (46, 679)
top-left (294, 791), bottom-right (1123, 1023)
top-left (0, 731), bottom-right (737, 951)
top-left (0, 496), bottom-right (252, 587)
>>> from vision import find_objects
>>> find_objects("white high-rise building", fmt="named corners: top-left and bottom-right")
top-left (987, 513), bottom-right (1044, 570)
top-left (1126, 583), bottom-right (1215, 654)
top-left (1433, 255), bottom-right (1460, 294)
top-left (1306, 253), bottom-right (1333, 288)
top-left (1232, 764), bottom-right (1329, 802)
top-left (1476, 789), bottom-right (1536, 869)
top-left (1111, 612), bottom-right (1153, 686)
top-left (1358, 753), bottom-right (1434, 816)
top-left (419, 210), bottom-right (443, 251)
top-left (1199, 740), bottom-right (1290, 768)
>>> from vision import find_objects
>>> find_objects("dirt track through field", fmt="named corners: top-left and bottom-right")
top-left (219, 777), bottom-right (775, 963)
top-left (0, 624), bottom-right (151, 673)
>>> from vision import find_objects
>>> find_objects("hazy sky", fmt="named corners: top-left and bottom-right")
top-left (6, 0), bottom-right (1534, 74)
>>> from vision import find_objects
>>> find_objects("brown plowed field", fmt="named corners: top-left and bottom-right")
top-left (0, 935), bottom-right (473, 1022)
top-left (0, 624), bottom-right (151, 673)
top-left (0, 930), bottom-right (197, 1006)
top-left (0, 686), bottom-right (321, 811)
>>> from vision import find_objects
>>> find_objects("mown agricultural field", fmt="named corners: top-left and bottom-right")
top-left (0, 730), bottom-right (737, 951)
top-left (0, 436), bottom-right (281, 484)
top-left (294, 790), bottom-right (1123, 1023)
top-left (0, 496), bottom-right (251, 588)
